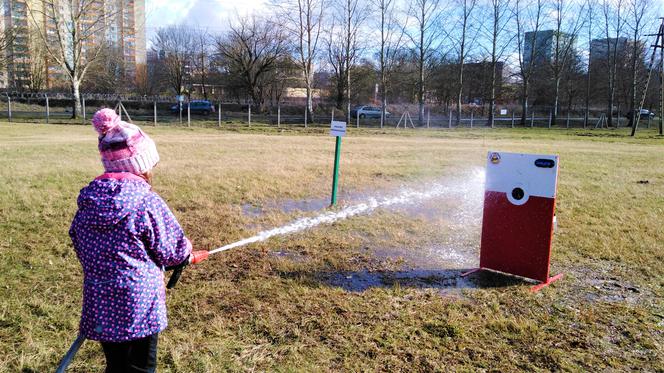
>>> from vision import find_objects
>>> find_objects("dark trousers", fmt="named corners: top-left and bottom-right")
top-left (101, 333), bottom-right (158, 373)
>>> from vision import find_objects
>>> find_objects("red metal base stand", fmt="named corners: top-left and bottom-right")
top-left (529, 273), bottom-right (564, 293)
top-left (460, 268), bottom-right (563, 293)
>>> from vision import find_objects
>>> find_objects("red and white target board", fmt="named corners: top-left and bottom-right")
top-left (463, 151), bottom-right (563, 292)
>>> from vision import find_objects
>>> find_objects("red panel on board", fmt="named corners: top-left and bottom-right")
top-left (479, 191), bottom-right (556, 283)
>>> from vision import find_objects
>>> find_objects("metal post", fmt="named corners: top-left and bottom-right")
top-left (427, 109), bottom-right (430, 128)
top-left (248, 104), bottom-right (251, 126)
top-left (511, 112), bottom-right (515, 128)
top-left (45, 95), bottom-right (50, 124)
top-left (118, 101), bottom-right (122, 121)
top-left (187, 102), bottom-right (191, 127)
top-left (330, 136), bottom-right (342, 206)
top-left (7, 96), bottom-right (11, 123)
top-left (448, 112), bottom-right (452, 128)
top-left (218, 102), bottom-right (222, 127)
top-left (179, 103), bottom-right (182, 125)
top-left (531, 111), bottom-right (534, 128)
top-left (356, 110), bottom-right (359, 128)
top-left (154, 101), bottom-right (158, 126)
top-left (82, 96), bottom-right (86, 124)
top-left (583, 111), bottom-right (587, 129)
top-left (304, 107), bottom-right (308, 128)
top-left (470, 112), bottom-right (474, 128)
top-left (277, 104), bottom-right (281, 127)
top-left (566, 112), bottom-right (570, 129)
top-left (548, 110), bottom-right (552, 128)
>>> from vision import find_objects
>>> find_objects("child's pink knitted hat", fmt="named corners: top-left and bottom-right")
top-left (92, 108), bottom-right (160, 175)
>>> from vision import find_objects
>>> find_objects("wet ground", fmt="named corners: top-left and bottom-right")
top-left (256, 176), bottom-right (489, 292)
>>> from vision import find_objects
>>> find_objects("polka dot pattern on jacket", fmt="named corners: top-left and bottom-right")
top-left (69, 173), bottom-right (191, 342)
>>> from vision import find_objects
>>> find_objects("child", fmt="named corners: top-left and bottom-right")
top-left (69, 108), bottom-right (192, 373)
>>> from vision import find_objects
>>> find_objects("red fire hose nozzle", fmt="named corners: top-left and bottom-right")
top-left (166, 250), bottom-right (210, 289)
top-left (190, 250), bottom-right (209, 264)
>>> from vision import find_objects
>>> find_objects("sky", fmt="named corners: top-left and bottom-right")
top-left (145, 0), bottom-right (268, 35)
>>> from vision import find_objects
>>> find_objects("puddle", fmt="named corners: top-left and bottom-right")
top-left (318, 268), bottom-right (527, 292)
top-left (277, 198), bottom-right (330, 213)
top-left (241, 204), bottom-right (264, 217)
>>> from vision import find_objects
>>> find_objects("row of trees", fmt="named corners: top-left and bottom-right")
top-left (6, 0), bottom-right (662, 130)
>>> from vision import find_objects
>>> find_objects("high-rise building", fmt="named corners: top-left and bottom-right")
top-left (589, 37), bottom-right (629, 64)
top-left (523, 30), bottom-right (575, 68)
top-left (1, 0), bottom-right (146, 90)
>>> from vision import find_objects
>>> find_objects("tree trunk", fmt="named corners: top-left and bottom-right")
top-left (488, 64), bottom-right (496, 128)
top-left (521, 82), bottom-right (529, 126)
top-left (71, 80), bottom-right (81, 119)
top-left (552, 77), bottom-right (561, 126)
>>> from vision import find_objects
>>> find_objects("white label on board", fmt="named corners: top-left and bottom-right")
top-left (330, 121), bottom-right (347, 137)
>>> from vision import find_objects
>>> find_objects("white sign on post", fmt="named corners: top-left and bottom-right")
top-left (330, 121), bottom-right (347, 137)
top-left (500, 109), bottom-right (508, 115)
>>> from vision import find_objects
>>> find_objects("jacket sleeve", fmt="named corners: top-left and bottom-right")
top-left (142, 193), bottom-right (192, 268)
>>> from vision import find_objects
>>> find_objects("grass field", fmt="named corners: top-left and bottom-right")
top-left (0, 122), bottom-right (663, 372)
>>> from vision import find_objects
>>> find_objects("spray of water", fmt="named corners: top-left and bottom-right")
top-left (209, 169), bottom-right (486, 255)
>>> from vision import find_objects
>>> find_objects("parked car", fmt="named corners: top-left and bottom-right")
top-left (170, 100), bottom-right (215, 115)
top-left (624, 109), bottom-right (655, 119)
top-left (350, 105), bottom-right (390, 119)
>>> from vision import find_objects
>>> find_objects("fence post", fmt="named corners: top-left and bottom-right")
top-left (187, 102), bottom-right (191, 127)
top-left (277, 104), bottom-right (281, 127)
top-left (154, 101), bottom-right (157, 126)
top-left (566, 112), bottom-right (570, 129)
top-left (45, 94), bottom-right (50, 124)
top-left (583, 112), bottom-right (587, 129)
top-left (530, 111), bottom-right (534, 128)
top-left (548, 110), bottom-right (552, 128)
top-left (7, 95), bottom-right (11, 123)
top-left (118, 101), bottom-right (122, 121)
top-left (304, 107), bottom-right (308, 128)
top-left (470, 112), bottom-right (474, 128)
top-left (356, 110), bottom-right (359, 128)
top-left (218, 102), bottom-right (222, 127)
top-left (178, 103), bottom-right (182, 125)
top-left (448, 112), bottom-right (452, 128)
top-left (511, 112), bottom-right (515, 128)
top-left (427, 109), bottom-right (430, 128)
top-left (248, 104), bottom-right (251, 126)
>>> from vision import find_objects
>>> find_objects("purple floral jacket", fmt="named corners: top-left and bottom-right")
top-left (69, 172), bottom-right (191, 342)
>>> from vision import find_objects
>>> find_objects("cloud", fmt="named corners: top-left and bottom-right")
top-left (146, 0), bottom-right (268, 32)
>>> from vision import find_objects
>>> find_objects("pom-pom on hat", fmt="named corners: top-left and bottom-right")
top-left (92, 108), bottom-right (160, 175)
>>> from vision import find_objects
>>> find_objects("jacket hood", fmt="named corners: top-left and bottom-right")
top-left (76, 174), bottom-right (151, 228)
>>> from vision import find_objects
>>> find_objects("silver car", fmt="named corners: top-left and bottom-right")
top-left (350, 105), bottom-right (391, 119)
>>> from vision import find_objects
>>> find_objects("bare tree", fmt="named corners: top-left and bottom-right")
top-left (406, 0), bottom-right (443, 124)
top-left (485, 0), bottom-right (513, 127)
top-left (584, 0), bottom-right (595, 126)
top-left (216, 17), bottom-right (289, 111)
top-left (627, 0), bottom-right (651, 133)
top-left (193, 30), bottom-right (212, 100)
top-left (514, 0), bottom-right (545, 126)
top-left (374, 0), bottom-right (403, 128)
top-left (27, 0), bottom-right (116, 117)
top-left (601, 0), bottom-right (626, 127)
top-left (550, 0), bottom-right (585, 125)
top-left (326, 0), bottom-right (365, 123)
top-left (274, 0), bottom-right (326, 119)
top-left (152, 25), bottom-right (195, 98)
top-left (453, 0), bottom-right (478, 126)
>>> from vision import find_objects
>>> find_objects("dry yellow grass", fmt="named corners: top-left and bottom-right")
top-left (0, 123), bottom-right (662, 372)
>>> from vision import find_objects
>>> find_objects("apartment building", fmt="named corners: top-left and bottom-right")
top-left (1, 0), bottom-right (146, 90)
